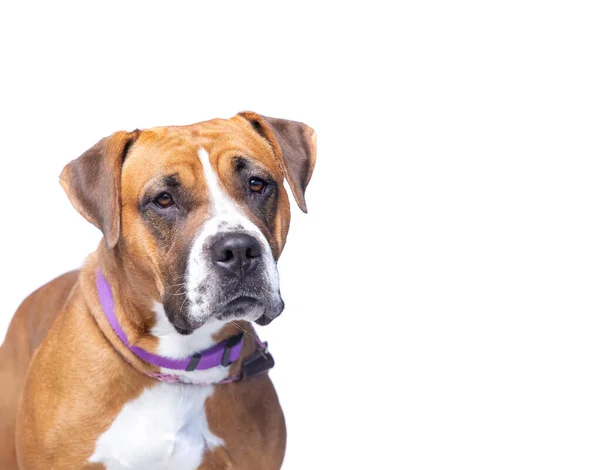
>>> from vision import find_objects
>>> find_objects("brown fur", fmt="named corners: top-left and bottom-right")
top-left (0, 112), bottom-right (316, 469)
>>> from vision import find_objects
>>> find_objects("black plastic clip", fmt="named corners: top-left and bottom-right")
top-left (221, 333), bottom-right (244, 367)
top-left (186, 352), bottom-right (203, 371)
top-left (241, 341), bottom-right (275, 379)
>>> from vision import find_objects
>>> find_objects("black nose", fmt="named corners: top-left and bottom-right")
top-left (210, 232), bottom-right (262, 280)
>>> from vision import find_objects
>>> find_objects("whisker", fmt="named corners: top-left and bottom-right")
top-left (165, 286), bottom-right (188, 296)
top-left (231, 321), bottom-right (258, 341)
top-left (179, 298), bottom-right (189, 316)
top-left (164, 282), bottom-right (188, 296)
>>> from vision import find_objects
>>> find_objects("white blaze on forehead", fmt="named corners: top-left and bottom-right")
top-left (198, 147), bottom-right (229, 214)
top-left (185, 147), bottom-right (280, 323)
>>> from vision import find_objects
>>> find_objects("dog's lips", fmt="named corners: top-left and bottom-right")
top-left (255, 314), bottom-right (273, 326)
top-left (215, 295), bottom-right (265, 320)
top-left (224, 295), bottom-right (262, 308)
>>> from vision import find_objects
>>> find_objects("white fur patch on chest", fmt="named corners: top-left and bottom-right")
top-left (89, 382), bottom-right (223, 470)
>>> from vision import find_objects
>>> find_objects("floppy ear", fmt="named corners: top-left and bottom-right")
top-left (238, 112), bottom-right (317, 213)
top-left (59, 130), bottom-right (140, 249)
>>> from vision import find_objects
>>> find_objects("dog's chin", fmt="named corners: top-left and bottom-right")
top-left (170, 317), bottom-right (204, 335)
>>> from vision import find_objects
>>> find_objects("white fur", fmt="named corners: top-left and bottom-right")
top-left (186, 147), bottom-right (280, 323)
top-left (150, 302), bottom-right (231, 384)
top-left (88, 383), bottom-right (222, 469)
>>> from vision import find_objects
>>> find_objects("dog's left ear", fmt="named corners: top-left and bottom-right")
top-left (238, 112), bottom-right (317, 213)
top-left (59, 130), bottom-right (140, 249)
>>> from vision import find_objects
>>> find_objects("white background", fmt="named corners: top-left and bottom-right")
top-left (1, 1), bottom-right (599, 469)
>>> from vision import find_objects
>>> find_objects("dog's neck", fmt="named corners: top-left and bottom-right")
top-left (82, 246), bottom-right (257, 385)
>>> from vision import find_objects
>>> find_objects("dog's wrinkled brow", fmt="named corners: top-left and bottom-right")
top-left (139, 174), bottom-right (182, 205)
top-left (233, 156), bottom-right (275, 182)
top-left (162, 174), bottom-right (181, 188)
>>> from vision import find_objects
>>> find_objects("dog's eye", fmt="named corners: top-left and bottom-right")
top-left (154, 192), bottom-right (174, 208)
top-left (249, 177), bottom-right (267, 193)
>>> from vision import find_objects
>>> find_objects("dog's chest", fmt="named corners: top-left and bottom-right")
top-left (89, 382), bottom-right (223, 470)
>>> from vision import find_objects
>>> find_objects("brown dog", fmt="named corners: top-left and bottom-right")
top-left (0, 112), bottom-right (316, 469)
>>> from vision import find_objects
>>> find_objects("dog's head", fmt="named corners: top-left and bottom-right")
top-left (60, 112), bottom-right (316, 334)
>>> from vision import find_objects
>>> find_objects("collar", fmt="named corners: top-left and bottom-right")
top-left (96, 269), bottom-right (274, 385)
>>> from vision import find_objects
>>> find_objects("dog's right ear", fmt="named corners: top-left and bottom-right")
top-left (59, 130), bottom-right (140, 249)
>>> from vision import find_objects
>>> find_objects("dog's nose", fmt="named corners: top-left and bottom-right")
top-left (210, 232), bottom-right (262, 280)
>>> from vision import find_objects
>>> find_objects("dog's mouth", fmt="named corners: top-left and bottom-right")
top-left (214, 290), bottom-right (284, 326)
top-left (172, 295), bottom-right (276, 334)
top-left (215, 295), bottom-right (265, 321)
top-left (166, 283), bottom-right (284, 334)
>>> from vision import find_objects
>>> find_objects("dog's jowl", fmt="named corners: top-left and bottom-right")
top-left (0, 112), bottom-right (316, 470)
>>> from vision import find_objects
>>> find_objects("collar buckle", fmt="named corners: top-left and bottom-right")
top-left (220, 333), bottom-right (244, 367)
top-left (241, 341), bottom-right (275, 379)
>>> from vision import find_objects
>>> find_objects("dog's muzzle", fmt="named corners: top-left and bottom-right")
top-left (165, 229), bottom-right (284, 334)
top-left (202, 231), bottom-right (284, 324)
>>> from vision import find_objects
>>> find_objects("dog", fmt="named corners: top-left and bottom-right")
top-left (0, 111), bottom-right (316, 469)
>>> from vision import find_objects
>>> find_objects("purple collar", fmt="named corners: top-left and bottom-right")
top-left (96, 269), bottom-right (244, 373)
